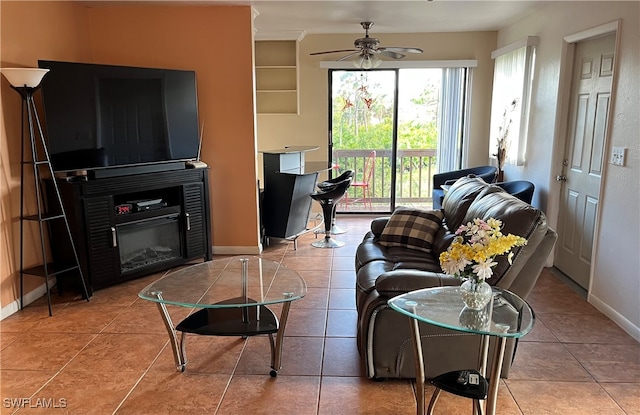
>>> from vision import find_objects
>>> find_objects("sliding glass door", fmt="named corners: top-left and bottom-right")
top-left (395, 68), bottom-right (440, 210)
top-left (330, 67), bottom-right (468, 213)
top-left (330, 70), bottom-right (396, 212)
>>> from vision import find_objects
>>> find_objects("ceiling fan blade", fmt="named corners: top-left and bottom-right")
top-left (310, 49), bottom-right (358, 56)
top-left (378, 50), bottom-right (406, 60)
top-left (337, 51), bottom-right (362, 61)
top-left (381, 47), bottom-right (424, 54)
top-left (310, 22), bottom-right (424, 63)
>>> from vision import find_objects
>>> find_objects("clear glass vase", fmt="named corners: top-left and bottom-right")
top-left (460, 279), bottom-right (493, 310)
top-left (458, 307), bottom-right (490, 330)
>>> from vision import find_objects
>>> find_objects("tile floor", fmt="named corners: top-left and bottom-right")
top-left (1, 215), bottom-right (638, 414)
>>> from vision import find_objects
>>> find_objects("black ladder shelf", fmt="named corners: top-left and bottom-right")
top-left (17, 84), bottom-right (90, 316)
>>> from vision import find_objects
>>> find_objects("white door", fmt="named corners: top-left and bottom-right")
top-left (555, 33), bottom-right (615, 290)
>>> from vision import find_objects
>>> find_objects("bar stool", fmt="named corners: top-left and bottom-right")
top-left (317, 170), bottom-right (354, 235)
top-left (310, 178), bottom-right (352, 248)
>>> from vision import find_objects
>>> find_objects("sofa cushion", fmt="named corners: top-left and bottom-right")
top-left (463, 190), bottom-right (543, 285)
top-left (378, 207), bottom-right (444, 254)
top-left (370, 217), bottom-right (390, 236)
top-left (442, 176), bottom-right (498, 232)
top-left (355, 232), bottom-right (389, 269)
top-left (431, 226), bottom-right (457, 259)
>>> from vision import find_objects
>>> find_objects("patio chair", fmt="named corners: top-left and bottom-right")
top-left (347, 150), bottom-right (376, 210)
top-left (495, 180), bottom-right (535, 204)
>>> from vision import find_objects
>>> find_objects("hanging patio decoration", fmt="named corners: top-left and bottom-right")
top-left (337, 72), bottom-right (382, 140)
top-left (341, 73), bottom-right (375, 112)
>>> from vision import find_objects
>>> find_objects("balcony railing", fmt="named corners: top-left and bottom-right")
top-left (333, 149), bottom-right (438, 209)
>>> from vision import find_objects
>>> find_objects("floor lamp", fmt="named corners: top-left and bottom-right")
top-left (1, 67), bottom-right (90, 315)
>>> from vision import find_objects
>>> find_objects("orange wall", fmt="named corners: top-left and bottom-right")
top-left (1, 1), bottom-right (92, 310)
top-left (0, 2), bottom-right (260, 312)
top-left (85, 5), bottom-right (260, 250)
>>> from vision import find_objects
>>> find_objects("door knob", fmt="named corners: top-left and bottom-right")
top-left (556, 174), bottom-right (567, 182)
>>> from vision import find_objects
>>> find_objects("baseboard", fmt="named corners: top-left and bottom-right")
top-left (588, 292), bottom-right (640, 342)
top-left (550, 267), bottom-right (587, 300)
top-left (212, 245), bottom-right (262, 256)
top-left (0, 277), bottom-right (56, 320)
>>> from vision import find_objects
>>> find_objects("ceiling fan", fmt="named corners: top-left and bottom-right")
top-left (310, 21), bottom-right (423, 69)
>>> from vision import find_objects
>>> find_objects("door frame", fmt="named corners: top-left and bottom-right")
top-left (552, 20), bottom-right (621, 294)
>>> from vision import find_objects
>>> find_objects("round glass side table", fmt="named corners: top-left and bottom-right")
top-left (388, 286), bottom-right (534, 415)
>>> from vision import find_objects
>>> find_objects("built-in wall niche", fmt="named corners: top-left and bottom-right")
top-left (255, 40), bottom-right (299, 114)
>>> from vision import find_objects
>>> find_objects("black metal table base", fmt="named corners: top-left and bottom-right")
top-left (154, 296), bottom-right (292, 376)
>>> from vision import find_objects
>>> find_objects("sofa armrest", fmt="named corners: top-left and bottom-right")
top-left (375, 270), bottom-right (459, 298)
top-left (370, 217), bottom-right (390, 236)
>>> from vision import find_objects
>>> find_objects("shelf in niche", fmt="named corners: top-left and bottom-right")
top-left (257, 89), bottom-right (297, 93)
top-left (255, 40), bottom-right (298, 115)
top-left (256, 65), bottom-right (296, 69)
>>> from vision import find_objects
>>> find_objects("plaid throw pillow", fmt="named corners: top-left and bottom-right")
top-left (378, 207), bottom-right (444, 253)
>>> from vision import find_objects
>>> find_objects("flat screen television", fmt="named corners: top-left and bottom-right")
top-left (38, 60), bottom-right (200, 176)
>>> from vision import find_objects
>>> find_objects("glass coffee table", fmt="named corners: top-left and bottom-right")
top-left (388, 286), bottom-right (534, 415)
top-left (138, 256), bottom-right (306, 376)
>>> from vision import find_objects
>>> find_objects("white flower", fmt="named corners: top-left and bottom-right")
top-left (442, 257), bottom-right (472, 275)
top-left (472, 260), bottom-right (498, 280)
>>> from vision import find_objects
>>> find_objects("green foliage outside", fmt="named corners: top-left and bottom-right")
top-left (331, 71), bottom-right (439, 150)
top-left (331, 70), bottom-right (441, 204)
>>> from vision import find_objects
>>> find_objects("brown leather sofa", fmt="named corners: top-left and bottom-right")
top-left (355, 176), bottom-right (557, 380)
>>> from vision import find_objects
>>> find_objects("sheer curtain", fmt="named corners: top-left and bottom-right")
top-left (490, 37), bottom-right (538, 166)
top-left (437, 67), bottom-right (467, 172)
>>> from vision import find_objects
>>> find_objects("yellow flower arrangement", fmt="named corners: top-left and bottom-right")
top-left (439, 218), bottom-right (527, 283)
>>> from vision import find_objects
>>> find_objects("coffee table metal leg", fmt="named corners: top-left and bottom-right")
top-left (152, 292), bottom-right (187, 372)
top-left (179, 330), bottom-right (188, 369)
top-left (485, 337), bottom-right (507, 415)
top-left (426, 387), bottom-right (441, 415)
top-left (268, 332), bottom-right (276, 367)
top-left (270, 298), bottom-right (293, 377)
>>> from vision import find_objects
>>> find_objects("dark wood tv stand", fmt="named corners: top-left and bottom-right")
top-left (49, 167), bottom-right (212, 295)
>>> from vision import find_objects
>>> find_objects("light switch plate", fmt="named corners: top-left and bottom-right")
top-left (611, 147), bottom-right (626, 166)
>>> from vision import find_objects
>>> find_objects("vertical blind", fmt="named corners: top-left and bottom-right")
top-left (437, 67), bottom-right (467, 173)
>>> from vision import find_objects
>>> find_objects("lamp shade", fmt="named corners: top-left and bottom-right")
top-left (1, 68), bottom-right (50, 88)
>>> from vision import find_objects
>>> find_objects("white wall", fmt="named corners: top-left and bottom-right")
top-left (498, 1), bottom-right (640, 339)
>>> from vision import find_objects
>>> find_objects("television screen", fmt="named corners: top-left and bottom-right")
top-left (38, 60), bottom-right (200, 174)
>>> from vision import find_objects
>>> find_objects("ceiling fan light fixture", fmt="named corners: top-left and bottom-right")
top-left (353, 54), bottom-right (381, 70)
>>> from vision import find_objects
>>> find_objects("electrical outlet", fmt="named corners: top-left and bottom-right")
top-left (611, 147), bottom-right (626, 166)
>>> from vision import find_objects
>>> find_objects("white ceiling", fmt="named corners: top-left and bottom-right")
top-left (84, 1), bottom-right (546, 39)
top-left (244, 0), bottom-right (546, 39)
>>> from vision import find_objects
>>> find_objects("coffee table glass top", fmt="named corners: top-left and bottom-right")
top-left (388, 286), bottom-right (534, 338)
top-left (138, 256), bottom-right (306, 308)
